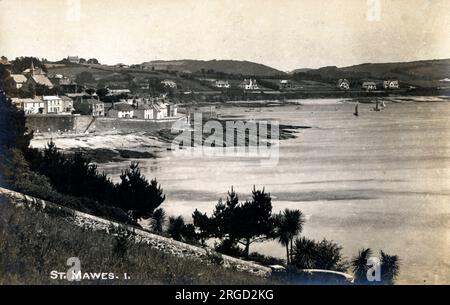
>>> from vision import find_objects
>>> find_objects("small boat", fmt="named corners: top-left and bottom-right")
top-left (373, 101), bottom-right (381, 111)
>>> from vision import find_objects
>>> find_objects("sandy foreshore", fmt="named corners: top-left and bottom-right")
top-left (30, 131), bottom-right (169, 163)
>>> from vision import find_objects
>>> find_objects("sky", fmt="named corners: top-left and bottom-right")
top-left (0, 0), bottom-right (449, 71)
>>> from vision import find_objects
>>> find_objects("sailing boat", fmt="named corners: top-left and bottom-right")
top-left (353, 103), bottom-right (359, 116)
top-left (374, 101), bottom-right (381, 111)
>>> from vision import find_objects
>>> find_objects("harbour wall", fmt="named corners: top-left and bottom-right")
top-left (26, 115), bottom-right (187, 135)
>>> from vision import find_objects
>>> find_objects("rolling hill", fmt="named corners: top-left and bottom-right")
top-left (140, 59), bottom-right (286, 76)
top-left (293, 58), bottom-right (450, 88)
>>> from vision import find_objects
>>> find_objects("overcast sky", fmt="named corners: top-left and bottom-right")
top-left (0, 0), bottom-right (449, 71)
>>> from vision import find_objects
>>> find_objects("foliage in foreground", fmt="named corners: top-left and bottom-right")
top-left (0, 196), bottom-right (272, 285)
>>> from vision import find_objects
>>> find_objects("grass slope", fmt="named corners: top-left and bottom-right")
top-left (0, 195), bottom-right (273, 284)
top-left (142, 59), bottom-right (286, 76)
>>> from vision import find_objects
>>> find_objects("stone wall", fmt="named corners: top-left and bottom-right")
top-left (92, 117), bottom-right (185, 133)
top-left (0, 187), bottom-right (272, 277)
top-left (26, 115), bottom-right (76, 134)
top-left (26, 115), bottom-right (187, 135)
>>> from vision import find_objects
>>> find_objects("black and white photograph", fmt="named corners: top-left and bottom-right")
top-left (0, 0), bottom-right (449, 299)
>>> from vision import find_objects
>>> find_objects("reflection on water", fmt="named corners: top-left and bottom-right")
top-left (100, 99), bottom-right (450, 284)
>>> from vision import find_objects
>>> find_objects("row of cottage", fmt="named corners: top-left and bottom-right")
top-left (207, 78), bottom-right (400, 91)
top-left (337, 79), bottom-right (400, 91)
top-left (11, 94), bottom-right (178, 120)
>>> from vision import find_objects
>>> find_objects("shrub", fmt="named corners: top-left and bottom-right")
top-left (292, 237), bottom-right (348, 272)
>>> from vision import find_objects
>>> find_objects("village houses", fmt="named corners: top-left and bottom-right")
top-left (383, 80), bottom-right (399, 89)
top-left (362, 81), bottom-right (377, 91)
top-left (43, 96), bottom-right (65, 114)
top-left (107, 102), bottom-right (134, 118)
top-left (10, 74), bottom-right (27, 89)
top-left (240, 79), bottom-right (259, 90)
top-left (11, 97), bottom-right (45, 115)
top-left (133, 104), bottom-right (154, 119)
top-left (73, 96), bottom-right (105, 116)
top-left (337, 79), bottom-right (350, 90)
top-left (279, 80), bottom-right (294, 90)
top-left (67, 56), bottom-right (80, 64)
top-left (10, 61), bottom-right (54, 91)
top-left (161, 79), bottom-right (177, 88)
top-left (11, 95), bottom-right (73, 115)
top-left (106, 88), bottom-right (131, 96)
top-left (214, 80), bottom-right (230, 88)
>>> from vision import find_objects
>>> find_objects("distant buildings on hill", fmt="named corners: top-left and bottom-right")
top-left (214, 80), bottom-right (230, 88)
top-left (336, 79), bottom-right (400, 91)
top-left (240, 79), bottom-right (259, 90)
top-left (337, 79), bottom-right (350, 90)
top-left (67, 56), bottom-right (80, 64)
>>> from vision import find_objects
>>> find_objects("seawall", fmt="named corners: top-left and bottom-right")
top-left (26, 115), bottom-right (186, 135)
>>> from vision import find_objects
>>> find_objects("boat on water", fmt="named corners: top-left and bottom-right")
top-left (374, 101), bottom-right (381, 111)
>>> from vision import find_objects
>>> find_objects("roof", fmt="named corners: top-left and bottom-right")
top-left (11, 74), bottom-right (27, 83)
top-left (242, 79), bottom-right (257, 85)
top-left (66, 92), bottom-right (97, 98)
top-left (136, 104), bottom-right (153, 110)
top-left (11, 97), bottom-right (43, 104)
top-left (113, 103), bottom-right (134, 111)
top-left (107, 89), bottom-right (131, 95)
top-left (150, 103), bottom-right (161, 111)
top-left (30, 75), bottom-right (54, 88)
top-left (43, 96), bottom-right (62, 101)
top-left (60, 96), bottom-right (73, 101)
top-left (155, 100), bottom-right (167, 108)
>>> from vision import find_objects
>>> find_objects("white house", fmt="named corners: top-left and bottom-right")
top-left (362, 82), bottom-right (377, 91)
top-left (150, 102), bottom-right (166, 119)
top-left (337, 79), bottom-right (350, 90)
top-left (215, 80), bottom-right (230, 88)
top-left (11, 97), bottom-right (45, 114)
top-left (67, 56), bottom-right (80, 64)
top-left (240, 79), bottom-right (259, 90)
top-left (383, 80), bottom-right (399, 89)
top-left (107, 89), bottom-right (131, 96)
top-left (279, 80), bottom-right (294, 89)
top-left (43, 96), bottom-right (64, 114)
top-left (161, 79), bottom-right (177, 88)
top-left (107, 102), bottom-right (134, 118)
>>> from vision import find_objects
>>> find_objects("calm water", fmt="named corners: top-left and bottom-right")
top-left (100, 99), bottom-right (450, 284)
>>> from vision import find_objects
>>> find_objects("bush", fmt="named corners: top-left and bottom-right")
top-left (291, 237), bottom-right (348, 272)
top-left (214, 239), bottom-right (244, 257)
top-left (247, 252), bottom-right (285, 266)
